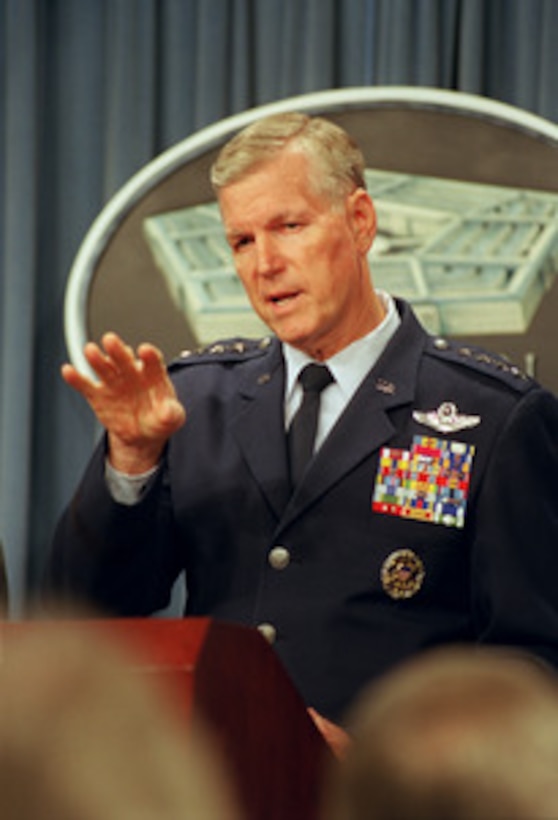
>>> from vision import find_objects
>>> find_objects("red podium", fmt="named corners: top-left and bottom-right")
top-left (0, 618), bottom-right (333, 820)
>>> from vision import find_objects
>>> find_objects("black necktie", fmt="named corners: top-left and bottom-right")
top-left (288, 364), bottom-right (334, 488)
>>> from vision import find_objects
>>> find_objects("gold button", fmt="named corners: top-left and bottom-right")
top-left (268, 546), bottom-right (290, 570)
top-left (257, 623), bottom-right (277, 644)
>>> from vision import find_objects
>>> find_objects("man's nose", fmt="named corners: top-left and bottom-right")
top-left (255, 233), bottom-right (280, 275)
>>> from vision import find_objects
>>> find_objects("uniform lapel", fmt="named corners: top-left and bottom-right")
top-left (229, 341), bottom-right (291, 519)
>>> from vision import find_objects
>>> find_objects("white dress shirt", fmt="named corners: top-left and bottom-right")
top-left (282, 291), bottom-right (400, 452)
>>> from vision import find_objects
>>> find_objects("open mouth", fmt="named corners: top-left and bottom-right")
top-left (268, 291), bottom-right (299, 306)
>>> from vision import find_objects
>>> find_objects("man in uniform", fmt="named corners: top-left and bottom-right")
top-left (45, 112), bottom-right (558, 727)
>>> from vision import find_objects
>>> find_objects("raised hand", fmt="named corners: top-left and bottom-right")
top-left (61, 333), bottom-right (186, 473)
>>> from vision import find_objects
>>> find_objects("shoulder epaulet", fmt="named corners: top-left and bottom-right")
top-left (425, 335), bottom-right (534, 392)
top-left (168, 336), bottom-right (274, 370)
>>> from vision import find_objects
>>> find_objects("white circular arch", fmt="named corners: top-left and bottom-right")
top-left (64, 86), bottom-right (558, 376)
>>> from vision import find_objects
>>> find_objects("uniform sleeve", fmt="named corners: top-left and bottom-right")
top-left (43, 441), bottom-right (183, 616)
top-left (471, 387), bottom-right (558, 664)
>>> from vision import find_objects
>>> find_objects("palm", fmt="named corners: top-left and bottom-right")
top-left (62, 333), bottom-right (185, 460)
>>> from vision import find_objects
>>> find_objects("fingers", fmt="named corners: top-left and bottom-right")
top-left (102, 333), bottom-right (143, 375)
top-left (61, 335), bottom-right (186, 453)
top-left (60, 340), bottom-right (121, 397)
top-left (61, 334), bottom-right (178, 414)
top-left (71, 334), bottom-right (160, 387)
top-left (137, 344), bottom-right (186, 430)
top-left (60, 363), bottom-right (96, 397)
top-left (137, 342), bottom-right (167, 386)
top-left (83, 333), bottom-right (137, 384)
top-left (99, 335), bottom-right (169, 382)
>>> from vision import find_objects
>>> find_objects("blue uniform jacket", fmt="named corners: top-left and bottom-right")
top-left (47, 300), bottom-right (558, 721)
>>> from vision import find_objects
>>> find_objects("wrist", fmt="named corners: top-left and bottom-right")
top-left (107, 435), bottom-right (165, 475)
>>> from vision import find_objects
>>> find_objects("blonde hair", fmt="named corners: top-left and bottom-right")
top-left (324, 647), bottom-right (558, 820)
top-left (210, 112), bottom-right (366, 204)
top-left (0, 622), bottom-right (242, 820)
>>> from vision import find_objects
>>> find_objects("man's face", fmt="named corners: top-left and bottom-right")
top-left (218, 148), bottom-right (378, 360)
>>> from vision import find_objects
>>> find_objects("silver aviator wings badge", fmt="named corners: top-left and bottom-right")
top-left (413, 402), bottom-right (481, 434)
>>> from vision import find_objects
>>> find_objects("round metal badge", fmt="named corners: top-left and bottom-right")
top-left (381, 549), bottom-right (425, 600)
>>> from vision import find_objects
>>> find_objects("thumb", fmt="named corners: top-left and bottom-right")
top-left (160, 397), bottom-right (186, 429)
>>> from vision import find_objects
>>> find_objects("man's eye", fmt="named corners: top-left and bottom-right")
top-left (233, 236), bottom-right (253, 251)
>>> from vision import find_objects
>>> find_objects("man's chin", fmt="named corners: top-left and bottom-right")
top-left (274, 330), bottom-right (315, 354)
top-left (260, 309), bottom-right (316, 351)
top-left (266, 317), bottom-right (303, 342)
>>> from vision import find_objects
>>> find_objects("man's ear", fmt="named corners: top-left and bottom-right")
top-left (347, 187), bottom-right (377, 254)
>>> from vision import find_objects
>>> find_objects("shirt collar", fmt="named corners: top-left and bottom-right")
top-left (283, 291), bottom-right (401, 402)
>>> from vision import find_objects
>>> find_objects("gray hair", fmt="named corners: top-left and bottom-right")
top-left (210, 112), bottom-right (366, 203)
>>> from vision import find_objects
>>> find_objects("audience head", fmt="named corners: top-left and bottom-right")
top-left (324, 645), bottom-right (558, 820)
top-left (0, 621), bottom-right (242, 820)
